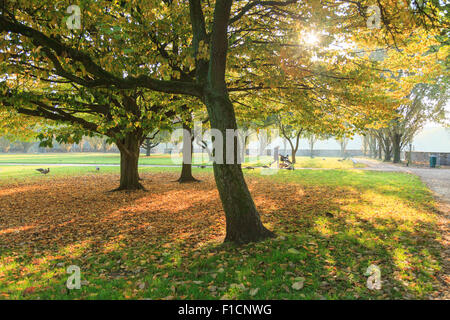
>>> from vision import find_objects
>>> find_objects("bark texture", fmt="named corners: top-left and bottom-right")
top-left (115, 132), bottom-right (144, 191)
top-left (177, 122), bottom-right (200, 183)
top-left (392, 133), bottom-right (402, 163)
top-left (204, 91), bottom-right (275, 244)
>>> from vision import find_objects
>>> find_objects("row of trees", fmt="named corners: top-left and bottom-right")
top-left (0, 0), bottom-right (447, 243)
top-left (363, 81), bottom-right (448, 163)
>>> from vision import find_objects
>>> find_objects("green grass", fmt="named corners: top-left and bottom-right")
top-left (248, 156), bottom-right (365, 169)
top-left (0, 166), bottom-right (443, 300)
top-left (0, 152), bottom-right (363, 169)
top-left (0, 152), bottom-right (191, 165)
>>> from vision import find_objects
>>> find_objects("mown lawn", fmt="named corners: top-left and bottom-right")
top-left (0, 153), bottom-right (363, 169)
top-left (0, 166), bottom-right (444, 299)
top-left (0, 152), bottom-right (200, 165)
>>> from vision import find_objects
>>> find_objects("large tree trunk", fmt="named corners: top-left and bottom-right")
top-left (384, 151), bottom-right (392, 162)
top-left (291, 147), bottom-right (296, 164)
top-left (392, 133), bottom-right (401, 163)
top-left (22, 141), bottom-right (34, 153)
top-left (194, 0), bottom-right (273, 244)
top-left (115, 132), bottom-right (144, 191)
top-left (282, 130), bottom-right (301, 164)
top-left (377, 137), bottom-right (383, 159)
top-left (308, 135), bottom-right (315, 158)
top-left (369, 135), bottom-right (377, 158)
top-left (286, 138), bottom-right (296, 164)
top-left (177, 122), bottom-right (199, 183)
top-left (383, 139), bottom-right (392, 162)
top-left (204, 92), bottom-right (275, 244)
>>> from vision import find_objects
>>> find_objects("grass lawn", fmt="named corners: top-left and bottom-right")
top-left (0, 153), bottom-right (364, 169)
top-left (0, 166), bottom-right (444, 299)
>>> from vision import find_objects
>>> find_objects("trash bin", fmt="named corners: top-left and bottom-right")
top-left (429, 155), bottom-right (437, 168)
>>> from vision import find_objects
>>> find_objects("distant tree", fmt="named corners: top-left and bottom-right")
top-left (19, 141), bottom-right (35, 153)
top-left (175, 109), bottom-right (202, 183)
top-left (337, 136), bottom-right (349, 159)
top-left (305, 132), bottom-right (317, 159)
top-left (362, 135), bottom-right (369, 156)
top-left (1, 86), bottom-right (175, 190)
top-left (0, 137), bottom-right (11, 153)
top-left (278, 118), bottom-right (302, 164)
top-left (374, 128), bottom-right (393, 162)
top-left (84, 136), bottom-right (108, 152)
top-left (387, 82), bottom-right (448, 163)
top-left (60, 143), bottom-right (74, 153)
top-left (141, 130), bottom-right (160, 157)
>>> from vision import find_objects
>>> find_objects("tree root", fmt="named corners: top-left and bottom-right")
top-left (174, 177), bottom-right (201, 183)
top-left (108, 183), bottom-right (146, 192)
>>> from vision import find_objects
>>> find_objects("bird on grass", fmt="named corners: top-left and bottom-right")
top-left (96, 167), bottom-right (100, 171)
top-left (36, 168), bottom-right (50, 175)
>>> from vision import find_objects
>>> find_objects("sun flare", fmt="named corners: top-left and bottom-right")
top-left (302, 31), bottom-right (320, 46)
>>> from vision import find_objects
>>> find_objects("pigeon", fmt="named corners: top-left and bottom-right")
top-left (36, 168), bottom-right (50, 174)
top-left (96, 167), bottom-right (100, 171)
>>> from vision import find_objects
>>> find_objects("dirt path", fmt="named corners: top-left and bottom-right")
top-left (355, 158), bottom-right (449, 299)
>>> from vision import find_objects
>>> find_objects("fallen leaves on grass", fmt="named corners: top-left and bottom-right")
top-left (0, 170), bottom-right (445, 299)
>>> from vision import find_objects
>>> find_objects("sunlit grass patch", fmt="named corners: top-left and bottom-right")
top-left (247, 156), bottom-right (363, 169)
